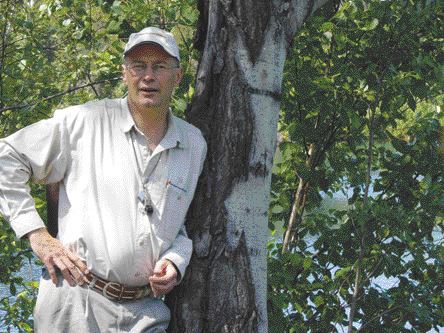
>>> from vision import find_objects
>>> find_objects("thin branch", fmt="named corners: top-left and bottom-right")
top-left (0, 76), bottom-right (121, 114)
top-left (86, 72), bottom-right (100, 98)
top-left (348, 73), bottom-right (384, 332)
top-left (357, 305), bottom-right (403, 332)
top-left (0, 0), bottom-right (11, 109)
top-left (177, 24), bottom-right (191, 54)
top-left (13, 248), bottom-right (32, 259)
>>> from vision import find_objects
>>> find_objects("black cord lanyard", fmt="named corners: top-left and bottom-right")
top-left (131, 130), bottom-right (162, 215)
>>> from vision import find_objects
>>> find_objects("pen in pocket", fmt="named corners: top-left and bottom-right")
top-left (166, 180), bottom-right (187, 193)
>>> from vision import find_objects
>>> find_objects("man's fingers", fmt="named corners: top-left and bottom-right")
top-left (45, 250), bottom-right (87, 286)
top-left (150, 279), bottom-right (176, 297)
top-left (149, 275), bottom-right (169, 285)
top-left (149, 272), bottom-right (176, 285)
top-left (46, 260), bottom-right (58, 285)
top-left (53, 257), bottom-right (76, 286)
top-left (153, 260), bottom-right (168, 275)
top-left (149, 268), bottom-right (177, 296)
top-left (66, 251), bottom-right (89, 274)
top-left (158, 280), bottom-right (175, 292)
top-left (149, 264), bottom-right (177, 287)
top-left (61, 257), bottom-right (85, 285)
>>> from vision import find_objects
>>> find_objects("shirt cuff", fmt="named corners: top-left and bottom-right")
top-left (160, 250), bottom-right (189, 284)
top-left (10, 210), bottom-right (46, 239)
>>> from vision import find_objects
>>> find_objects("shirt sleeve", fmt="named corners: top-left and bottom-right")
top-left (159, 225), bottom-right (192, 282)
top-left (0, 114), bottom-right (70, 239)
top-left (159, 137), bottom-right (207, 282)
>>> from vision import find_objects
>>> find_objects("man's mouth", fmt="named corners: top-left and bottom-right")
top-left (139, 87), bottom-right (159, 93)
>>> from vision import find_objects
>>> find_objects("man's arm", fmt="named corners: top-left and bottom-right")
top-left (149, 131), bottom-right (207, 296)
top-left (149, 226), bottom-right (192, 296)
top-left (0, 115), bottom-right (88, 285)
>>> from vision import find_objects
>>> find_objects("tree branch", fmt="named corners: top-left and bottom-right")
top-left (357, 305), bottom-right (403, 332)
top-left (348, 74), bottom-right (383, 332)
top-left (0, 76), bottom-right (121, 114)
top-left (0, 0), bottom-right (11, 109)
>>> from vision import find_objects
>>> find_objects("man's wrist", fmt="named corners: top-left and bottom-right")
top-left (27, 227), bottom-right (49, 242)
top-left (166, 259), bottom-right (181, 282)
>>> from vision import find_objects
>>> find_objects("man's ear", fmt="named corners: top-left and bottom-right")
top-left (175, 67), bottom-right (183, 86)
top-left (122, 64), bottom-right (128, 85)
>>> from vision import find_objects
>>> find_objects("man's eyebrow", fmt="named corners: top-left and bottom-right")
top-left (126, 59), bottom-right (170, 65)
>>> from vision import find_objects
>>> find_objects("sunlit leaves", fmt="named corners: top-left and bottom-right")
top-left (269, 0), bottom-right (443, 332)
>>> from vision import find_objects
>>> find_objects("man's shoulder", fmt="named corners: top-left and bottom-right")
top-left (53, 98), bottom-right (121, 121)
top-left (172, 115), bottom-right (206, 147)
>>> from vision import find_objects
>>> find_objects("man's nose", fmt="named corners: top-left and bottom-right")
top-left (142, 66), bottom-right (156, 79)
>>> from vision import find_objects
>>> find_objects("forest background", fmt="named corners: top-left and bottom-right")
top-left (0, 0), bottom-right (442, 332)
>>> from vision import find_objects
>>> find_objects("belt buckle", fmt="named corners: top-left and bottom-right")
top-left (102, 281), bottom-right (123, 301)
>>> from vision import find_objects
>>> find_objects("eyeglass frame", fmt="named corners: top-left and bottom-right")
top-left (124, 60), bottom-right (180, 77)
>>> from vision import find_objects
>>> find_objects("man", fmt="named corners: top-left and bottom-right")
top-left (0, 27), bottom-right (206, 332)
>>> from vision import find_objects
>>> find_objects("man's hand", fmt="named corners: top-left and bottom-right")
top-left (27, 228), bottom-right (89, 286)
top-left (148, 259), bottom-right (178, 297)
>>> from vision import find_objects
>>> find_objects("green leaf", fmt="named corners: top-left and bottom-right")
top-left (303, 258), bottom-right (312, 270)
top-left (335, 266), bottom-right (352, 279)
top-left (10, 283), bottom-right (16, 296)
top-left (362, 18), bottom-right (379, 31)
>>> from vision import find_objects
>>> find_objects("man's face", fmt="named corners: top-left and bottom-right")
top-left (122, 43), bottom-right (182, 113)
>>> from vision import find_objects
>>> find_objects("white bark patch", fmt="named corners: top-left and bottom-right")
top-left (236, 16), bottom-right (287, 93)
top-left (225, 175), bottom-right (271, 333)
top-left (224, 23), bottom-right (286, 333)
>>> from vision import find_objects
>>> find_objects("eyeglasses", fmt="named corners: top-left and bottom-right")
top-left (125, 61), bottom-right (179, 77)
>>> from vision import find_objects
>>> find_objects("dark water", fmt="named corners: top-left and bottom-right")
top-left (0, 256), bottom-right (41, 332)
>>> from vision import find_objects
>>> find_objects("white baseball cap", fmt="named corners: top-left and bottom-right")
top-left (123, 27), bottom-right (180, 61)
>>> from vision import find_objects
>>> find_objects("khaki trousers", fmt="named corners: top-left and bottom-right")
top-left (34, 269), bottom-right (170, 333)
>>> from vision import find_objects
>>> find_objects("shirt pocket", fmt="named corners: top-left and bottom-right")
top-left (156, 182), bottom-right (191, 243)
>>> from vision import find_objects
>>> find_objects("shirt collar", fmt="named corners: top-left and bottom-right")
top-left (119, 97), bottom-right (135, 133)
top-left (119, 97), bottom-right (184, 149)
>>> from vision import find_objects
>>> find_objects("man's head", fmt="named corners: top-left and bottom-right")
top-left (122, 27), bottom-right (182, 114)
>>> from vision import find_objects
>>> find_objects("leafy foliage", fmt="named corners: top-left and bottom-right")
top-left (269, 0), bottom-right (443, 332)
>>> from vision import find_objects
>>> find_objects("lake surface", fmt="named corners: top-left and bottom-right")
top-left (0, 255), bottom-right (41, 332)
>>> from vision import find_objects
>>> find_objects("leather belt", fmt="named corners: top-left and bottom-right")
top-left (83, 272), bottom-right (152, 302)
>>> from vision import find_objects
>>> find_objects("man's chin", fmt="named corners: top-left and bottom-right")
top-left (137, 99), bottom-right (165, 111)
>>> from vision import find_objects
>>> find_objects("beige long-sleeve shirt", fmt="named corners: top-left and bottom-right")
top-left (0, 98), bottom-right (206, 286)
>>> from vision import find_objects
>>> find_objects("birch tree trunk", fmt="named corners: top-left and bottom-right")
top-left (166, 1), bottom-right (330, 332)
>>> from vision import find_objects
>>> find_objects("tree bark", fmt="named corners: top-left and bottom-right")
top-left (166, 1), bottom-right (330, 332)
